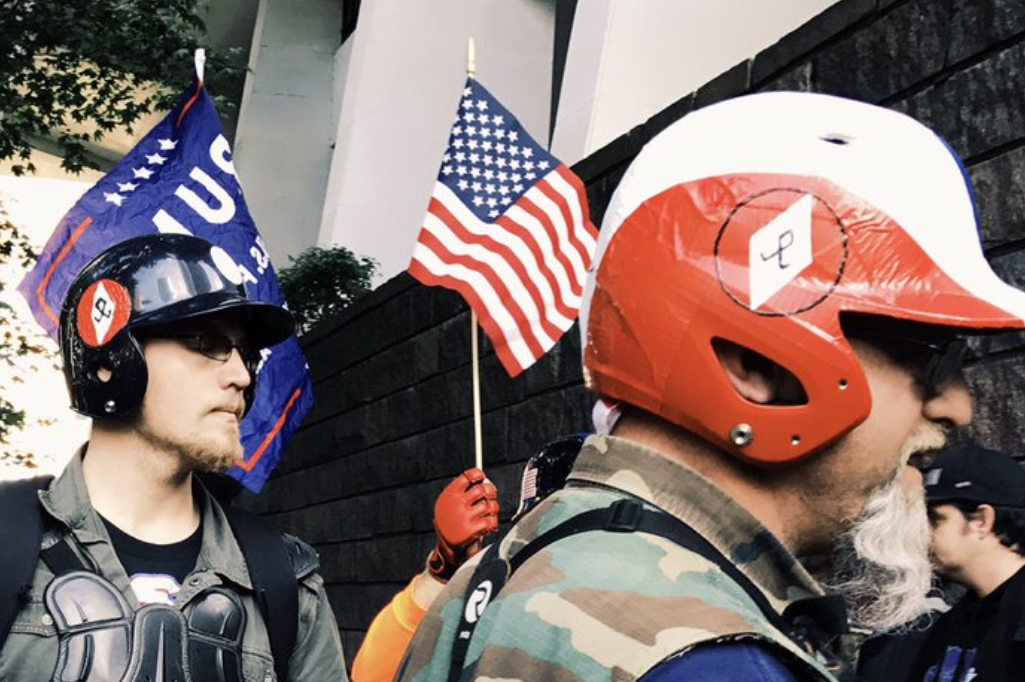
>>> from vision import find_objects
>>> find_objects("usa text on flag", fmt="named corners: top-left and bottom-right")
top-left (409, 78), bottom-right (598, 377)
top-left (17, 76), bottom-right (312, 493)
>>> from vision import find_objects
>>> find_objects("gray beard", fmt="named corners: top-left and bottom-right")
top-left (813, 475), bottom-right (934, 632)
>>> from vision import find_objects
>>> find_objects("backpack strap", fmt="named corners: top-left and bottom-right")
top-left (449, 499), bottom-right (848, 682)
top-left (222, 504), bottom-right (299, 682)
top-left (0, 476), bottom-right (54, 647)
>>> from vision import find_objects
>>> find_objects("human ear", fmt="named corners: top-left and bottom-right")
top-left (972, 504), bottom-right (997, 535)
top-left (714, 339), bottom-right (806, 405)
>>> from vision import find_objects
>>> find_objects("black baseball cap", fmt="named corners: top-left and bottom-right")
top-left (922, 443), bottom-right (1025, 508)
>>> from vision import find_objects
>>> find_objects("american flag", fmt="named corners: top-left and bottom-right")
top-left (409, 78), bottom-right (597, 376)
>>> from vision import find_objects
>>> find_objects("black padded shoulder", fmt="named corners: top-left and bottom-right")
top-left (281, 533), bottom-right (319, 580)
top-left (0, 476), bottom-right (53, 648)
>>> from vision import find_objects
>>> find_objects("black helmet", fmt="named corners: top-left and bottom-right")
top-left (514, 434), bottom-right (586, 519)
top-left (59, 233), bottom-right (294, 419)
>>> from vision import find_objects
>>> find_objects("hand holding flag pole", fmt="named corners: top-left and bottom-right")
top-left (409, 40), bottom-right (598, 472)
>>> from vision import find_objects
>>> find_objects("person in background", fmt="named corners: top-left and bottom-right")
top-left (903, 443), bottom-right (1025, 682)
top-left (351, 434), bottom-right (585, 682)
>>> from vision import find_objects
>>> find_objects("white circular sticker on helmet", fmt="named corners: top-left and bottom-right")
top-left (210, 246), bottom-right (243, 285)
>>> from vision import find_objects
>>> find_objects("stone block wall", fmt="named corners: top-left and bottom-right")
top-left (240, 0), bottom-right (1025, 663)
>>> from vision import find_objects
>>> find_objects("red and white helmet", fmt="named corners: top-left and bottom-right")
top-left (581, 91), bottom-right (1025, 465)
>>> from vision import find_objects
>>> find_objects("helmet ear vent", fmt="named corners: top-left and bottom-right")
top-left (820, 133), bottom-right (852, 146)
top-left (91, 362), bottom-right (114, 384)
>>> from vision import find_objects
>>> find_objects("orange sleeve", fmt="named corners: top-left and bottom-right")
top-left (351, 577), bottom-right (428, 682)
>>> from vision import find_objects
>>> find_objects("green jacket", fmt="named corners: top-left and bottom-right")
top-left (0, 449), bottom-right (347, 682)
top-left (397, 435), bottom-right (839, 682)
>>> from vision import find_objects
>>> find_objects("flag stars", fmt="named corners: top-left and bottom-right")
top-left (104, 192), bottom-right (125, 207)
top-left (442, 165), bottom-right (454, 176)
top-left (472, 196), bottom-right (484, 207)
top-left (485, 183), bottom-right (496, 194)
top-left (146, 153), bottom-right (167, 165)
top-left (462, 98), bottom-right (474, 110)
top-left (463, 86), bottom-right (472, 96)
top-left (465, 126), bottom-right (477, 137)
top-left (157, 138), bottom-right (178, 151)
top-left (457, 179), bottom-right (470, 191)
top-left (471, 181), bottom-right (483, 193)
top-left (133, 167), bottom-right (154, 179)
top-left (467, 139), bottom-right (479, 150)
top-left (538, 160), bottom-right (550, 170)
top-left (508, 131), bottom-right (518, 142)
top-left (117, 181), bottom-right (138, 193)
top-left (457, 166), bottom-right (468, 176)
top-left (492, 115), bottom-right (504, 126)
top-left (476, 99), bottom-right (488, 111)
top-left (463, 112), bottom-right (476, 123)
top-left (479, 127), bottom-right (491, 139)
top-left (454, 152), bottom-right (466, 162)
top-left (481, 141), bottom-right (493, 152)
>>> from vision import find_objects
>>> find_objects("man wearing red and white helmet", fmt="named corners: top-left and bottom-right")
top-left (394, 92), bottom-right (1025, 682)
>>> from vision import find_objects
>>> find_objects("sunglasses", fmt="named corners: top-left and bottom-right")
top-left (144, 331), bottom-right (262, 374)
top-left (844, 319), bottom-right (968, 397)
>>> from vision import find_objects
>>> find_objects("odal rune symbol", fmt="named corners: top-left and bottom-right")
top-left (760, 229), bottom-right (795, 269)
top-left (93, 297), bottom-right (114, 323)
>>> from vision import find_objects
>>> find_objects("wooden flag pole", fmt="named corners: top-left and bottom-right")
top-left (467, 36), bottom-right (483, 471)
top-left (471, 311), bottom-right (483, 470)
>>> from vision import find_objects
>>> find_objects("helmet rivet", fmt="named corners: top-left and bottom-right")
top-left (104, 400), bottom-right (116, 414)
top-left (791, 435), bottom-right (801, 446)
top-left (838, 378), bottom-right (848, 390)
top-left (730, 424), bottom-right (754, 447)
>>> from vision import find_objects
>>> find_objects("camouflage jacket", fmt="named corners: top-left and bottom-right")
top-left (396, 435), bottom-right (839, 682)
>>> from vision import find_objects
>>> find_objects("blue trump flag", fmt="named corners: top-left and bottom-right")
top-left (18, 76), bottom-right (312, 492)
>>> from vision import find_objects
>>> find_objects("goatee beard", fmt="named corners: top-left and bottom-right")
top-left (814, 474), bottom-right (934, 632)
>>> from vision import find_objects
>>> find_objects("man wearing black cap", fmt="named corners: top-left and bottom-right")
top-left (905, 443), bottom-right (1025, 682)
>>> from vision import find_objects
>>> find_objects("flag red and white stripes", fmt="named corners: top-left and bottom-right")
top-left (409, 78), bottom-right (597, 376)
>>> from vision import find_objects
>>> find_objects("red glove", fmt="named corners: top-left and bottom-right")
top-left (427, 468), bottom-right (499, 581)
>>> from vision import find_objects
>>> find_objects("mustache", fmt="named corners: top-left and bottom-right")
top-left (900, 425), bottom-right (949, 467)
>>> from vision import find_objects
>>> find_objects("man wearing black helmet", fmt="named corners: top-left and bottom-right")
top-left (0, 234), bottom-right (347, 681)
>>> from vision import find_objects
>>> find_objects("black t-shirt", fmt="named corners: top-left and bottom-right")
top-left (102, 516), bottom-right (202, 606)
top-left (906, 564), bottom-right (1025, 682)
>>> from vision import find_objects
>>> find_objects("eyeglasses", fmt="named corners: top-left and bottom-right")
top-left (846, 323), bottom-right (968, 397)
top-left (144, 332), bottom-right (261, 374)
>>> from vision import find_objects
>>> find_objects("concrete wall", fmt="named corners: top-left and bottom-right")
top-left (233, 0), bottom-right (342, 262)
top-left (239, 0), bottom-right (1025, 666)
top-left (551, 0), bottom-right (840, 162)
top-left (317, 0), bottom-right (557, 282)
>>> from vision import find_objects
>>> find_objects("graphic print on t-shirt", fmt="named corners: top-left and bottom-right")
top-left (925, 645), bottom-right (977, 682)
top-left (129, 572), bottom-right (183, 605)
top-left (102, 515), bottom-right (202, 606)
